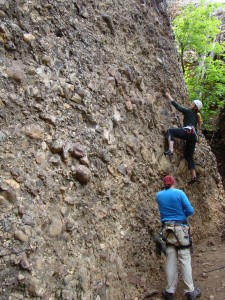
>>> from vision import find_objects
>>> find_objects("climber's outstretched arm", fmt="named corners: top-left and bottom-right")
top-left (165, 92), bottom-right (173, 102)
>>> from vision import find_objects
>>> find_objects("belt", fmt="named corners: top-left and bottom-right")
top-left (162, 220), bottom-right (188, 227)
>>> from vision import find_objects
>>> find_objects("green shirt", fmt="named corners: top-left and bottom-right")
top-left (171, 101), bottom-right (197, 127)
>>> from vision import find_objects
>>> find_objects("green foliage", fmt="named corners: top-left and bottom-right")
top-left (173, 4), bottom-right (220, 54)
top-left (172, 0), bottom-right (225, 130)
top-left (173, 1), bottom-right (221, 55)
top-left (185, 57), bottom-right (225, 129)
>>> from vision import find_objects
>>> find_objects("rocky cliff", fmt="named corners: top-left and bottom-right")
top-left (0, 1), bottom-right (225, 299)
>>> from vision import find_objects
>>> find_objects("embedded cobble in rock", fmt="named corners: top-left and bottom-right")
top-left (14, 230), bottom-right (28, 242)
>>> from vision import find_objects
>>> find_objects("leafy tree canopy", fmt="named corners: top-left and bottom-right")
top-left (172, 0), bottom-right (225, 130)
top-left (173, 1), bottom-right (221, 55)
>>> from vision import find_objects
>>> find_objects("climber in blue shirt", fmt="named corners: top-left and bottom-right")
top-left (156, 176), bottom-right (201, 300)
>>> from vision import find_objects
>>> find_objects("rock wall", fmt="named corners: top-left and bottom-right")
top-left (0, 1), bottom-right (225, 299)
top-left (205, 107), bottom-right (225, 189)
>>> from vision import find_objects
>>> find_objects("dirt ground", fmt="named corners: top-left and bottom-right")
top-left (144, 235), bottom-right (225, 300)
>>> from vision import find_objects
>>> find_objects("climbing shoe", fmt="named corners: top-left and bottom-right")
top-left (162, 290), bottom-right (174, 300)
top-left (188, 177), bottom-right (197, 185)
top-left (164, 150), bottom-right (173, 156)
top-left (186, 288), bottom-right (201, 300)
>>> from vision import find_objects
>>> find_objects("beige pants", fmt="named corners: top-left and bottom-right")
top-left (165, 245), bottom-right (195, 294)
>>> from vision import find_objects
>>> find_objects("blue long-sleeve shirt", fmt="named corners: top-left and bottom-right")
top-left (156, 188), bottom-right (194, 222)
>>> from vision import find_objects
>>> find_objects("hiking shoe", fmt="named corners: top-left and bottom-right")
top-left (162, 290), bottom-right (174, 300)
top-left (164, 150), bottom-right (173, 156)
top-left (188, 177), bottom-right (197, 185)
top-left (186, 288), bottom-right (201, 300)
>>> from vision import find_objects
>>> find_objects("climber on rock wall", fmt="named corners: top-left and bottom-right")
top-left (164, 92), bottom-right (203, 185)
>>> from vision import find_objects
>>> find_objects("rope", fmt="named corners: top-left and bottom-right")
top-left (168, 154), bottom-right (175, 177)
top-left (194, 264), bottom-right (225, 280)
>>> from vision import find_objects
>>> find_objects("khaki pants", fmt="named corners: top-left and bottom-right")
top-left (165, 245), bottom-right (195, 294)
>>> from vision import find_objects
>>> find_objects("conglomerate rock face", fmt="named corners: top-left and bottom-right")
top-left (0, 1), bottom-right (224, 299)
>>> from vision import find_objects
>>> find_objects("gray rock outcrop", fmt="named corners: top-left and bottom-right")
top-left (0, 1), bottom-right (224, 299)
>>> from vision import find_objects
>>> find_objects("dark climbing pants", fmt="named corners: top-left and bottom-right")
top-left (166, 128), bottom-right (197, 170)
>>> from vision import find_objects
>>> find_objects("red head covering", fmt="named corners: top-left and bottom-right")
top-left (163, 175), bottom-right (175, 186)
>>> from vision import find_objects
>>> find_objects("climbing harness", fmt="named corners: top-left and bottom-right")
top-left (183, 126), bottom-right (203, 144)
top-left (161, 221), bottom-right (192, 250)
top-left (183, 126), bottom-right (195, 134)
